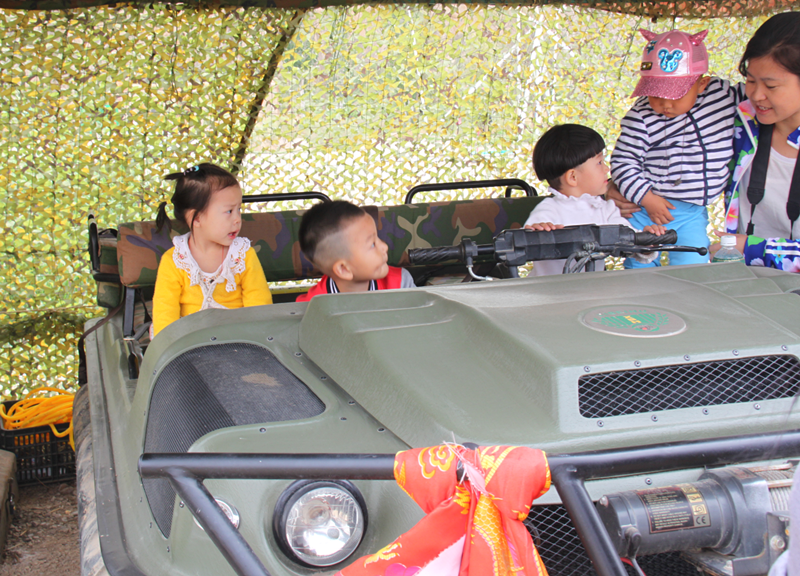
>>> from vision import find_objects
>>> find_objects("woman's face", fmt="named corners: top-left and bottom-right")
top-left (745, 55), bottom-right (800, 132)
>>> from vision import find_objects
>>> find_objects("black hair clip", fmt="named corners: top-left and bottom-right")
top-left (183, 165), bottom-right (200, 176)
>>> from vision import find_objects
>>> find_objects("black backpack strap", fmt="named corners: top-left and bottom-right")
top-left (787, 156), bottom-right (800, 240)
top-left (746, 122), bottom-right (773, 236)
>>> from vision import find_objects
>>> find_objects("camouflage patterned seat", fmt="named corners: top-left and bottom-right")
top-left (93, 195), bottom-right (544, 311)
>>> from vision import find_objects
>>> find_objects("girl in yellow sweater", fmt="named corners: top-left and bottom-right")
top-left (152, 164), bottom-right (273, 337)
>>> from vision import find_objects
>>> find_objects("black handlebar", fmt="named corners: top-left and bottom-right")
top-left (408, 225), bottom-right (705, 272)
top-left (407, 245), bottom-right (463, 265)
top-left (88, 214), bottom-right (100, 274)
top-left (405, 179), bottom-right (536, 204)
top-left (242, 191), bottom-right (331, 204)
top-left (633, 229), bottom-right (678, 246)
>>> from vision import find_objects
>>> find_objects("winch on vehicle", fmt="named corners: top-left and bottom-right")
top-left (597, 465), bottom-right (794, 576)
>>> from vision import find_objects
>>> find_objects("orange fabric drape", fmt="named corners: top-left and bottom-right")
top-left (338, 444), bottom-right (551, 576)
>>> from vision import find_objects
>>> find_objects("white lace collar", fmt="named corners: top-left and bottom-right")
top-left (548, 186), bottom-right (609, 208)
top-left (172, 233), bottom-right (250, 294)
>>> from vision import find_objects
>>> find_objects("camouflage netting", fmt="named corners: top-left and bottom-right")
top-left (0, 0), bottom-right (797, 19)
top-left (0, 1), bottom-right (795, 397)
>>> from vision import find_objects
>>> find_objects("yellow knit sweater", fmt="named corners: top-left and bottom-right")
top-left (152, 239), bottom-right (272, 336)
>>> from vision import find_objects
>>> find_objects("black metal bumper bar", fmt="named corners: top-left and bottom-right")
top-left (138, 429), bottom-right (800, 576)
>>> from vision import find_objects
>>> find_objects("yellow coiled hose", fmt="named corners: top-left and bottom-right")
top-left (0, 387), bottom-right (75, 449)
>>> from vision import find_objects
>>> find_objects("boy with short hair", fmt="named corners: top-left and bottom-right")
top-left (297, 201), bottom-right (415, 301)
top-left (524, 123), bottom-right (665, 276)
top-left (611, 29), bottom-right (745, 267)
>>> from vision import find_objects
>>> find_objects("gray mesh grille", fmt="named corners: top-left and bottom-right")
top-left (525, 504), bottom-right (698, 576)
top-left (579, 355), bottom-right (800, 419)
top-left (143, 343), bottom-right (325, 538)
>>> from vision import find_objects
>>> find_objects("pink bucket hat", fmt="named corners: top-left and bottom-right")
top-left (631, 29), bottom-right (709, 100)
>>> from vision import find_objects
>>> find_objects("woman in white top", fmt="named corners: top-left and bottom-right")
top-left (712, 12), bottom-right (800, 272)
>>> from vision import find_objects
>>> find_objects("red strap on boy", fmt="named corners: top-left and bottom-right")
top-left (297, 267), bottom-right (404, 302)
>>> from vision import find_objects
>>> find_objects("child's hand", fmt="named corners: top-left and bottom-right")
top-left (605, 182), bottom-right (640, 218)
top-left (525, 222), bottom-right (564, 231)
top-left (641, 191), bottom-right (675, 225)
top-left (710, 230), bottom-right (747, 257)
top-left (642, 224), bottom-right (668, 236)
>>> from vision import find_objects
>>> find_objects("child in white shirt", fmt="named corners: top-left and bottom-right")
top-left (525, 124), bottom-right (665, 275)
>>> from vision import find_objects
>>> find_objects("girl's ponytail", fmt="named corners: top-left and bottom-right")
top-left (155, 201), bottom-right (172, 232)
top-left (162, 163), bottom-right (237, 230)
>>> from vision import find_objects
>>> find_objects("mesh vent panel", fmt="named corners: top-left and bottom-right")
top-left (143, 343), bottom-right (325, 537)
top-left (525, 504), bottom-right (698, 576)
top-left (579, 355), bottom-right (800, 419)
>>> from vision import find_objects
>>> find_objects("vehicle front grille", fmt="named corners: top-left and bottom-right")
top-left (143, 343), bottom-right (325, 538)
top-left (579, 355), bottom-right (800, 419)
top-left (524, 504), bottom-right (697, 576)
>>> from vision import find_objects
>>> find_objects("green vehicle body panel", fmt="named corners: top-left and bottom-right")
top-left (299, 264), bottom-right (800, 450)
top-left (84, 263), bottom-right (800, 576)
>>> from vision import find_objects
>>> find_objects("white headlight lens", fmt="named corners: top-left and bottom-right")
top-left (282, 485), bottom-right (365, 566)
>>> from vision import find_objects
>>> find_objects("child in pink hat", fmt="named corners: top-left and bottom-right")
top-left (611, 29), bottom-right (745, 268)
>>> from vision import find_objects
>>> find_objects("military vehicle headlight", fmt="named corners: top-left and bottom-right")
top-left (193, 498), bottom-right (240, 531)
top-left (273, 480), bottom-right (367, 567)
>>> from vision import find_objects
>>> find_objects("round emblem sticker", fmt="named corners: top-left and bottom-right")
top-left (580, 306), bottom-right (686, 338)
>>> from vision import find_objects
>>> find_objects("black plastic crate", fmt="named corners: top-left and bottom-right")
top-left (0, 400), bottom-right (75, 485)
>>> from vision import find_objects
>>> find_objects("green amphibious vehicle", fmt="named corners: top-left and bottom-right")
top-left (77, 194), bottom-right (800, 576)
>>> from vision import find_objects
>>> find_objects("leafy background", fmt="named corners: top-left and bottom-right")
top-left (0, 3), bottom-right (774, 398)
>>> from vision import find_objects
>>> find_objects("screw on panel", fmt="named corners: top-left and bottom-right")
top-left (771, 536), bottom-right (786, 551)
top-left (167, 547), bottom-right (170, 553)
top-left (179, 502), bottom-right (184, 508)
top-left (153, 370), bottom-right (157, 375)
top-left (340, 417), bottom-right (347, 421)
top-left (295, 352), bottom-right (302, 357)
top-left (378, 428), bottom-right (385, 432)
top-left (584, 366), bottom-right (590, 373)
top-left (702, 408), bottom-right (709, 415)
top-left (598, 496), bottom-right (609, 507)
top-left (140, 497), bottom-right (143, 503)
top-left (597, 420), bottom-right (604, 428)
top-left (651, 415), bottom-right (658, 422)
top-left (267, 336), bottom-right (274, 341)
top-left (259, 427), bottom-right (266, 433)
top-left (290, 311), bottom-right (296, 315)
top-left (732, 350), bottom-right (739, 356)
top-left (684, 355), bottom-right (690, 361)
top-left (320, 376), bottom-right (327, 380)
top-left (634, 360), bottom-right (641, 367)
top-left (645, 478), bottom-right (653, 485)
top-left (150, 522), bottom-right (153, 529)
top-left (782, 345), bottom-right (789, 351)
top-left (348, 400), bottom-right (355, 405)
top-left (754, 404), bottom-right (761, 410)
top-left (210, 336), bottom-right (216, 341)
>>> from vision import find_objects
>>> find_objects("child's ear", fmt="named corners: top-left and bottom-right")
top-left (698, 76), bottom-right (711, 92)
top-left (331, 259), bottom-right (354, 281)
top-left (563, 168), bottom-right (579, 187)
top-left (185, 209), bottom-right (197, 229)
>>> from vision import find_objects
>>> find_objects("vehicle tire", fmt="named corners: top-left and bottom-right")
top-left (74, 384), bottom-right (110, 576)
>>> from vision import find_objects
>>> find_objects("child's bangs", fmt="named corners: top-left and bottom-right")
top-left (580, 131), bottom-right (606, 164)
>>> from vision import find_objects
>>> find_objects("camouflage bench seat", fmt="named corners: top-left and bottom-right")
top-left (91, 195), bottom-right (544, 336)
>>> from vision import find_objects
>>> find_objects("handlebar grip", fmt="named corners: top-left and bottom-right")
top-left (634, 229), bottom-right (678, 246)
top-left (408, 245), bottom-right (463, 265)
